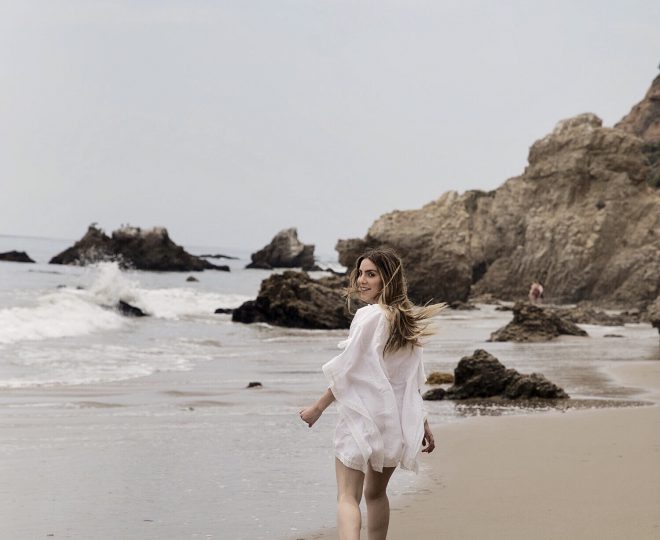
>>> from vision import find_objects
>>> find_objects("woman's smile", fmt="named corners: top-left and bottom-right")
top-left (357, 258), bottom-right (382, 303)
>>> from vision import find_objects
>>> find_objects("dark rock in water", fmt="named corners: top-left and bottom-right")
top-left (232, 271), bottom-right (353, 329)
top-left (0, 250), bottom-right (35, 263)
top-left (322, 266), bottom-right (347, 276)
top-left (494, 305), bottom-right (513, 311)
top-left (423, 349), bottom-right (568, 401)
top-left (489, 302), bottom-right (588, 342)
top-left (247, 382), bottom-right (262, 388)
top-left (199, 253), bottom-right (239, 260)
top-left (604, 334), bottom-right (624, 338)
top-left (232, 300), bottom-right (263, 322)
top-left (246, 228), bottom-right (316, 270)
top-left (50, 224), bottom-right (229, 272)
top-left (186, 276), bottom-right (199, 282)
top-left (117, 300), bottom-right (147, 317)
top-left (214, 308), bottom-right (233, 314)
top-left (336, 74), bottom-right (660, 308)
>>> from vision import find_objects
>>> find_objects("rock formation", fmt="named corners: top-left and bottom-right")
top-left (247, 228), bottom-right (316, 270)
top-left (615, 72), bottom-right (660, 144)
top-left (336, 73), bottom-right (660, 308)
top-left (232, 271), bottom-right (354, 329)
top-left (50, 225), bottom-right (229, 272)
top-left (423, 349), bottom-right (568, 401)
top-left (489, 302), bottom-right (587, 342)
top-left (117, 300), bottom-right (147, 317)
top-left (615, 72), bottom-right (660, 189)
top-left (0, 251), bottom-right (35, 263)
top-left (199, 253), bottom-right (239, 260)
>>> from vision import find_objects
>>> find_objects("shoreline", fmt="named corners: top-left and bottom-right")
top-left (296, 359), bottom-right (660, 540)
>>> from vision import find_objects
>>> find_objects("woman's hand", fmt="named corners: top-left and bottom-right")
top-left (421, 420), bottom-right (435, 453)
top-left (299, 405), bottom-right (323, 428)
top-left (299, 388), bottom-right (335, 428)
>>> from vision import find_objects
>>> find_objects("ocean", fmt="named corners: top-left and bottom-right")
top-left (0, 234), bottom-right (658, 539)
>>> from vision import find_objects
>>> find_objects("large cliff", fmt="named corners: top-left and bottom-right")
top-left (337, 75), bottom-right (660, 308)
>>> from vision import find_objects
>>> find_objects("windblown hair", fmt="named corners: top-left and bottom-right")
top-left (346, 248), bottom-right (446, 354)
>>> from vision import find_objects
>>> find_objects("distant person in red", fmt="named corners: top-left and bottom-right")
top-left (529, 281), bottom-right (544, 304)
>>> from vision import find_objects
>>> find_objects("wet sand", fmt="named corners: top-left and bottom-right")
top-left (300, 361), bottom-right (660, 540)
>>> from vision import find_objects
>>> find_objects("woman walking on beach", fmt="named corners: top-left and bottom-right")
top-left (299, 248), bottom-right (444, 539)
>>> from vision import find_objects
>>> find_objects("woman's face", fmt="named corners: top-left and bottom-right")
top-left (357, 258), bottom-right (382, 304)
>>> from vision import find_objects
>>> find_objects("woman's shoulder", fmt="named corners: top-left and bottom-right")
top-left (353, 304), bottom-right (388, 325)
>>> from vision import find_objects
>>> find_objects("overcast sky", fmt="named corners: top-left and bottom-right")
top-left (1, 1), bottom-right (659, 256)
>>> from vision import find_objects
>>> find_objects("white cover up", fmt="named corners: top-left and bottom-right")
top-left (322, 304), bottom-right (427, 473)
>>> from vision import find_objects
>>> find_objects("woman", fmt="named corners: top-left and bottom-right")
top-left (299, 248), bottom-right (444, 540)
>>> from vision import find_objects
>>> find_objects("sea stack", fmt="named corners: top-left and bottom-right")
top-left (0, 251), bottom-right (35, 263)
top-left (50, 224), bottom-right (229, 272)
top-left (246, 228), bottom-right (316, 270)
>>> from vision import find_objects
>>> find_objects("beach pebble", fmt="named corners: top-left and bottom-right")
top-left (426, 371), bottom-right (454, 385)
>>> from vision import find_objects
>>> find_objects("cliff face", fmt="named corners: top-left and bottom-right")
top-left (337, 77), bottom-right (660, 308)
top-left (615, 73), bottom-right (660, 143)
top-left (615, 72), bottom-right (660, 189)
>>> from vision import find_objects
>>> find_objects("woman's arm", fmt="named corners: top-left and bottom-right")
top-left (421, 418), bottom-right (435, 453)
top-left (299, 387), bottom-right (335, 428)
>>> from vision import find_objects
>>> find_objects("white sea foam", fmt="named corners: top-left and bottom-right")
top-left (0, 344), bottom-right (195, 388)
top-left (82, 262), bottom-right (249, 319)
top-left (0, 292), bottom-right (125, 345)
top-left (0, 262), bottom-right (251, 345)
top-left (84, 261), bottom-right (143, 307)
top-left (137, 288), bottom-right (248, 319)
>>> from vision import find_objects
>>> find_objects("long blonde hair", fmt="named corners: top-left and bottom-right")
top-left (346, 248), bottom-right (446, 354)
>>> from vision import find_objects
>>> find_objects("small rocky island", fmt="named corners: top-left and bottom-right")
top-left (0, 251), bottom-right (35, 263)
top-left (246, 228), bottom-right (317, 270)
top-left (49, 225), bottom-right (229, 272)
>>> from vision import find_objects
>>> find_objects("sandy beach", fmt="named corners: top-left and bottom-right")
top-left (300, 360), bottom-right (660, 540)
top-left (2, 251), bottom-right (658, 540)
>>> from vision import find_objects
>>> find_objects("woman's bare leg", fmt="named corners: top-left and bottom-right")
top-left (364, 466), bottom-right (396, 540)
top-left (335, 458), bottom-right (365, 540)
